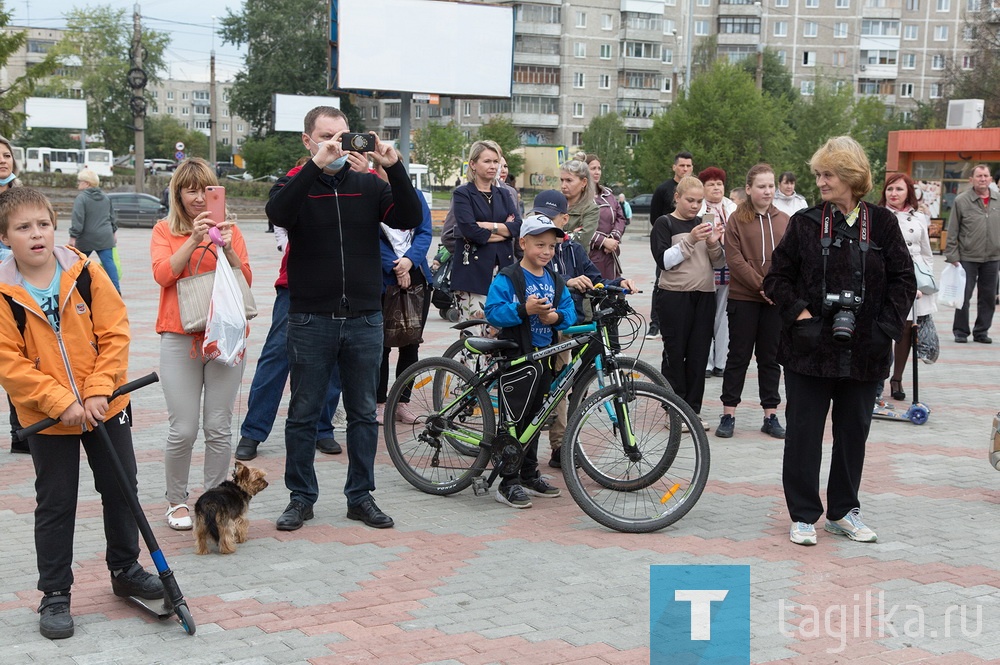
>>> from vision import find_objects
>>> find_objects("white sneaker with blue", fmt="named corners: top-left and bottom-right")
top-left (824, 508), bottom-right (877, 542)
top-left (789, 522), bottom-right (817, 546)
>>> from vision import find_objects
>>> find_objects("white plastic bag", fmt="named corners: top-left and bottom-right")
top-left (203, 262), bottom-right (249, 366)
top-left (938, 263), bottom-right (966, 309)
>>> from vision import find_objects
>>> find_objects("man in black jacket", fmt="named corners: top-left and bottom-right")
top-left (266, 106), bottom-right (422, 531)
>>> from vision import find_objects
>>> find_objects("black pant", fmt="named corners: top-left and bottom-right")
top-left (498, 359), bottom-right (551, 487)
top-left (8, 394), bottom-right (20, 438)
top-left (377, 271), bottom-right (432, 403)
top-left (656, 290), bottom-right (715, 414)
top-left (720, 300), bottom-right (782, 409)
top-left (782, 371), bottom-right (878, 524)
top-left (29, 411), bottom-right (140, 593)
top-left (953, 260), bottom-right (999, 338)
top-left (649, 269), bottom-right (661, 328)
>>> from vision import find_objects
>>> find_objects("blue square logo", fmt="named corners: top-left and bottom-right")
top-left (650, 565), bottom-right (750, 665)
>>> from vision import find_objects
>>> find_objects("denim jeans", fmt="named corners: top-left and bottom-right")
top-left (285, 310), bottom-right (383, 507)
top-left (92, 247), bottom-right (120, 293)
top-left (241, 288), bottom-right (341, 443)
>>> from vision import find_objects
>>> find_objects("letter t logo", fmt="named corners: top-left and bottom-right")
top-left (674, 589), bottom-right (729, 640)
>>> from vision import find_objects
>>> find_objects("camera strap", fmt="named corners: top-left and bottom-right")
top-left (820, 202), bottom-right (869, 307)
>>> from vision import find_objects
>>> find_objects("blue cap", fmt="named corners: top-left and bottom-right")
top-left (531, 190), bottom-right (568, 217)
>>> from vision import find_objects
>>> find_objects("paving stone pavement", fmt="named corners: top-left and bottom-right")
top-left (2, 215), bottom-right (999, 664)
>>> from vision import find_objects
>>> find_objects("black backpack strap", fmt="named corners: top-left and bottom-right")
top-left (3, 260), bottom-right (93, 339)
top-left (3, 293), bottom-right (25, 337)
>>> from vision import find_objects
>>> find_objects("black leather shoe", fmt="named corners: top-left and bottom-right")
top-left (276, 500), bottom-right (314, 531)
top-left (235, 436), bottom-right (260, 461)
top-left (316, 438), bottom-right (342, 455)
top-left (38, 592), bottom-right (73, 640)
top-left (346, 498), bottom-right (394, 528)
top-left (974, 335), bottom-right (993, 344)
top-left (955, 335), bottom-right (968, 343)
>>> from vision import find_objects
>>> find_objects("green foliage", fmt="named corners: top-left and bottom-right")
top-left (339, 95), bottom-right (366, 134)
top-left (45, 5), bottom-right (168, 156)
top-left (944, 16), bottom-right (1000, 127)
top-left (0, 8), bottom-right (58, 137)
top-left (580, 113), bottom-right (630, 190)
top-left (476, 116), bottom-right (524, 178)
top-left (781, 77), bottom-right (854, 202)
top-left (850, 96), bottom-right (909, 195)
top-left (632, 60), bottom-right (790, 194)
top-left (219, 0), bottom-right (328, 135)
top-left (18, 127), bottom-right (77, 148)
top-left (413, 121), bottom-right (466, 188)
top-left (143, 116), bottom-right (209, 160)
top-left (739, 48), bottom-right (798, 103)
top-left (240, 133), bottom-right (308, 180)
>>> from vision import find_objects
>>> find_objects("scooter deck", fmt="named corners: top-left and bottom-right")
top-left (125, 595), bottom-right (172, 619)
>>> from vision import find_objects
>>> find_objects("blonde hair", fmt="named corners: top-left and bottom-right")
top-left (0, 187), bottom-right (57, 236)
top-left (166, 158), bottom-right (218, 236)
top-left (560, 159), bottom-right (596, 202)
top-left (466, 140), bottom-right (503, 182)
top-left (77, 168), bottom-right (99, 187)
top-left (809, 136), bottom-right (872, 200)
top-left (674, 175), bottom-right (704, 199)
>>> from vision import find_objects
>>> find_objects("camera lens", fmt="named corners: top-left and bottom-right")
top-left (831, 309), bottom-right (856, 344)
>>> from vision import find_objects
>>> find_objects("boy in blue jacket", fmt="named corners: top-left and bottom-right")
top-left (484, 214), bottom-right (577, 508)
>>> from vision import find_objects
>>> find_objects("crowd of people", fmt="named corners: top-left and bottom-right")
top-left (0, 109), bottom-right (995, 640)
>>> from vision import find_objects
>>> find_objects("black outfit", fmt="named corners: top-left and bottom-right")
top-left (763, 203), bottom-right (916, 524)
top-left (720, 300), bottom-right (782, 408)
top-left (955, 260), bottom-right (999, 340)
top-left (648, 179), bottom-right (680, 331)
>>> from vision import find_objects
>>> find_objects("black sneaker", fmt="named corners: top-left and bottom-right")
top-left (974, 335), bottom-right (993, 344)
top-left (548, 447), bottom-right (562, 468)
top-left (38, 591), bottom-right (73, 639)
top-left (235, 436), bottom-right (260, 461)
top-left (955, 335), bottom-right (968, 343)
top-left (715, 414), bottom-right (735, 438)
top-left (316, 438), bottom-right (342, 455)
top-left (276, 500), bottom-right (314, 531)
top-left (111, 562), bottom-right (164, 600)
top-left (495, 484), bottom-right (532, 509)
top-left (645, 324), bottom-right (660, 339)
top-left (761, 414), bottom-right (786, 439)
top-left (523, 476), bottom-right (560, 498)
top-left (712, 367), bottom-right (725, 378)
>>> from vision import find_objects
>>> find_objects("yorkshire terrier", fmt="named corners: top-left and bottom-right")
top-left (193, 462), bottom-right (269, 555)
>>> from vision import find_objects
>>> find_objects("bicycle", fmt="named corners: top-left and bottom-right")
top-left (384, 286), bottom-right (710, 533)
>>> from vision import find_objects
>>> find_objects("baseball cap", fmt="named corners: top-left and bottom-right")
top-left (530, 190), bottom-right (568, 217)
top-left (519, 213), bottom-right (566, 239)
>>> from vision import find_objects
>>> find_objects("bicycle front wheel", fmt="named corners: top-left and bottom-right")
top-left (562, 382), bottom-right (710, 533)
top-left (385, 358), bottom-right (493, 495)
top-left (567, 356), bottom-right (672, 415)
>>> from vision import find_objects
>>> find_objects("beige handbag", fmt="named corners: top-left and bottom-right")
top-left (176, 244), bottom-right (256, 334)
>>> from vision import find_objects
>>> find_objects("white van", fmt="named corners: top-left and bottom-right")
top-left (24, 147), bottom-right (83, 174)
top-left (82, 149), bottom-right (114, 177)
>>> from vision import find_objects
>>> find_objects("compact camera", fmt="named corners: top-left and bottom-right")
top-left (341, 132), bottom-right (375, 152)
top-left (824, 290), bottom-right (862, 343)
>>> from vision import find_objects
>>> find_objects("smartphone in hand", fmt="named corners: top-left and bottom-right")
top-left (205, 186), bottom-right (226, 246)
top-left (701, 212), bottom-right (716, 228)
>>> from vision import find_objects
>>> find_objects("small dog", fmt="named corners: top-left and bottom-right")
top-left (194, 462), bottom-right (269, 555)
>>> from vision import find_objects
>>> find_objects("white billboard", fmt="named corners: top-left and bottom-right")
top-left (25, 98), bottom-right (87, 130)
top-left (337, 0), bottom-right (514, 98)
top-left (273, 94), bottom-right (341, 133)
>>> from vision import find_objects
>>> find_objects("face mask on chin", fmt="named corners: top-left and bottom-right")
top-left (0, 173), bottom-right (16, 186)
top-left (324, 154), bottom-right (348, 172)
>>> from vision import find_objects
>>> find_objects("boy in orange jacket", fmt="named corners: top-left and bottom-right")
top-left (0, 188), bottom-right (162, 639)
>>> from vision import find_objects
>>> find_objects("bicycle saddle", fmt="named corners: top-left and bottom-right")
top-left (463, 337), bottom-right (519, 354)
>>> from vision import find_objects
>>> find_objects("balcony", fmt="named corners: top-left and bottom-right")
top-left (513, 52), bottom-right (561, 67)
top-left (383, 116), bottom-right (401, 128)
top-left (515, 21), bottom-right (563, 36)
top-left (616, 86), bottom-right (661, 101)
top-left (511, 112), bottom-right (560, 128)
top-left (513, 82), bottom-right (560, 97)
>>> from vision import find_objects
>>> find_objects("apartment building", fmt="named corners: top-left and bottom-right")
top-left (353, 0), bottom-right (981, 149)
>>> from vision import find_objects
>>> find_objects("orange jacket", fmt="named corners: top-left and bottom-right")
top-left (0, 246), bottom-right (130, 434)
top-left (150, 220), bottom-right (252, 335)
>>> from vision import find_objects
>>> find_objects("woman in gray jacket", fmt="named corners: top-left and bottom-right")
top-left (68, 168), bottom-right (119, 292)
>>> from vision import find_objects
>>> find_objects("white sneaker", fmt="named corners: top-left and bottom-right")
top-left (395, 403), bottom-right (419, 424)
top-left (824, 508), bottom-right (877, 542)
top-left (790, 522), bottom-right (817, 546)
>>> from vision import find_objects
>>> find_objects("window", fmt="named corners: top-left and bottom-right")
top-left (903, 25), bottom-right (918, 40)
top-left (574, 42), bottom-right (586, 57)
top-left (599, 74), bottom-right (611, 88)
top-left (181, 107), bottom-right (189, 115)
top-left (833, 50), bottom-right (847, 66)
top-left (515, 35), bottom-right (561, 55)
top-left (221, 138), bottom-right (229, 146)
top-left (967, 0), bottom-right (980, 8)
top-left (414, 105), bottom-right (422, 119)
top-left (621, 71), bottom-right (661, 88)
top-left (697, 0), bottom-right (711, 5)
top-left (803, 51), bottom-right (817, 66)
top-left (602, 13), bottom-right (613, 30)
top-left (627, 131), bottom-right (641, 147)
top-left (221, 123), bottom-right (229, 132)
top-left (804, 21), bottom-right (818, 37)
top-left (862, 49), bottom-right (898, 64)
top-left (861, 20), bottom-right (900, 36)
top-left (834, 22), bottom-right (848, 38)
top-left (777, 50), bottom-right (787, 65)
top-left (929, 82), bottom-right (942, 98)
top-left (901, 110), bottom-right (913, 123)
top-left (774, 21), bottom-right (788, 37)
top-left (222, 108), bottom-right (230, 117)
top-left (574, 72), bottom-right (585, 88)
top-left (167, 91), bottom-right (174, 100)
top-left (513, 96), bottom-right (558, 114)
top-left (515, 4), bottom-right (561, 23)
top-left (576, 11), bottom-right (587, 28)
top-left (836, 0), bottom-right (850, 6)
top-left (625, 11), bottom-right (662, 31)
top-left (480, 99), bottom-right (512, 114)
top-left (964, 27), bottom-right (974, 41)
top-left (513, 65), bottom-right (561, 85)
top-left (464, 102), bottom-right (471, 117)
top-left (600, 103), bottom-right (610, 114)
top-left (834, 80), bottom-right (848, 92)
top-left (805, 0), bottom-right (818, 7)
top-left (866, 0), bottom-right (887, 6)
top-left (572, 132), bottom-right (583, 145)
top-left (899, 82), bottom-right (914, 97)
top-left (662, 48), bottom-right (674, 64)
top-left (371, 106), bottom-right (379, 120)
top-left (719, 17), bottom-right (761, 34)
top-left (600, 44), bottom-right (612, 59)
top-left (166, 106), bottom-right (174, 114)
top-left (695, 20), bottom-right (710, 35)
top-left (936, 0), bottom-right (949, 9)
top-left (775, 0), bottom-right (788, 5)
top-left (906, 0), bottom-right (919, 8)
top-left (962, 55), bottom-right (975, 69)
top-left (663, 77), bottom-right (673, 93)
top-left (902, 53), bottom-right (916, 68)
top-left (623, 41), bottom-right (662, 59)
top-left (664, 19), bottom-right (677, 34)
top-left (934, 25), bottom-right (948, 40)
top-left (573, 102), bottom-right (584, 118)
top-left (931, 54), bottom-right (945, 68)
top-left (801, 80), bottom-right (815, 95)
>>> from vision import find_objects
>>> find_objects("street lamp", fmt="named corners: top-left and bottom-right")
top-left (753, 1), bottom-right (767, 91)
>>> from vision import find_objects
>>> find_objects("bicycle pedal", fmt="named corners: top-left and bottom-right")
top-left (471, 477), bottom-right (489, 496)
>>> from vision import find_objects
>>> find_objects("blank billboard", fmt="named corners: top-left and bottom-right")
top-left (25, 98), bottom-right (87, 130)
top-left (337, 0), bottom-right (514, 98)
top-left (273, 94), bottom-right (341, 133)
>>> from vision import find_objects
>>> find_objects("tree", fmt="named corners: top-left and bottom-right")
top-left (0, 8), bottom-right (58, 138)
top-left (632, 60), bottom-right (790, 193)
top-left (413, 121), bottom-right (466, 189)
top-left (240, 133), bottom-right (309, 180)
top-left (944, 10), bottom-right (1000, 127)
top-left (781, 77), bottom-right (854, 202)
top-left (580, 113), bottom-right (630, 190)
top-left (143, 116), bottom-right (209, 160)
top-left (476, 116), bottom-right (524, 178)
top-left (850, 96), bottom-right (909, 194)
top-left (739, 48), bottom-right (797, 103)
top-left (219, 0), bottom-right (328, 135)
top-left (18, 128), bottom-right (76, 149)
top-left (45, 6), bottom-right (168, 156)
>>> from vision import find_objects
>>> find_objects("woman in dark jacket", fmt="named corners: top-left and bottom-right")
top-left (763, 136), bottom-right (915, 547)
top-left (450, 140), bottom-right (521, 319)
top-left (68, 168), bottom-right (119, 292)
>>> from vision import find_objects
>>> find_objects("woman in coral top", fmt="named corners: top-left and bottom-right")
top-left (150, 158), bottom-right (252, 530)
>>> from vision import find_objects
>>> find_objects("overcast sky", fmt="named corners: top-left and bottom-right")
top-left (8, 0), bottom-right (250, 82)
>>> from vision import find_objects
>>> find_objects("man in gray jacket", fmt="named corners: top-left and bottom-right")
top-left (945, 164), bottom-right (1000, 343)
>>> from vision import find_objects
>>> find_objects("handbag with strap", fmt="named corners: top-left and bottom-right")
top-left (176, 244), bottom-right (257, 334)
top-left (913, 259), bottom-right (938, 295)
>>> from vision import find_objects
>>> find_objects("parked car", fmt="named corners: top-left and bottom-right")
top-left (108, 192), bottom-right (168, 228)
top-left (628, 193), bottom-right (653, 215)
top-left (215, 162), bottom-right (245, 178)
top-left (144, 159), bottom-right (176, 174)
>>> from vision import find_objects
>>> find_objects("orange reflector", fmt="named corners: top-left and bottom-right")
top-left (660, 483), bottom-right (681, 504)
top-left (415, 377), bottom-right (432, 390)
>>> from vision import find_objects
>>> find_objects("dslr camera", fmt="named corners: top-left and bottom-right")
top-left (341, 132), bottom-right (375, 152)
top-left (824, 290), bottom-right (862, 344)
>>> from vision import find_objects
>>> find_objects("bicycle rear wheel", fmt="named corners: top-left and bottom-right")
top-left (562, 382), bottom-right (710, 533)
top-left (385, 358), bottom-right (493, 495)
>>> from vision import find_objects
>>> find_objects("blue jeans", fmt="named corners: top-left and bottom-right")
top-left (285, 310), bottom-right (383, 507)
top-left (241, 288), bottom-right (341, 443)
top-left (92, 247), bottom-right (120, 293)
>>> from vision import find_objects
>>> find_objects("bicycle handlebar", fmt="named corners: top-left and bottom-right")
top-left (14, 372), bottom-right (160, 441)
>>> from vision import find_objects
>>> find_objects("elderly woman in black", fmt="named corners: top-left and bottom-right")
top-left (763, 136), bottom-right (915, 547)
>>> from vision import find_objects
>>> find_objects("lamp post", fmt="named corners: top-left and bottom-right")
top-left (683, 0), bottom-right (695, 91)
top-left (754, 1), bottom-right (767, 91)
